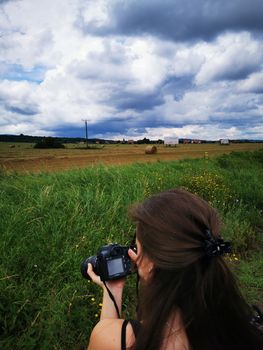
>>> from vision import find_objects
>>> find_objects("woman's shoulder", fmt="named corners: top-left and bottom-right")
top-left (87, 318), bottom-right (136, 350)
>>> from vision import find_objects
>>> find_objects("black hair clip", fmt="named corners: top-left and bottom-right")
top-left (203, 229), bottom-right (232, 257)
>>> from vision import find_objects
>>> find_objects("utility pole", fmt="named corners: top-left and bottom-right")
top-left (82, 119), bottom-right (90, 148)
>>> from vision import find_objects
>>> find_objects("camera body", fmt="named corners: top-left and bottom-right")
top-left (81, 243), bottom-right (132, 281)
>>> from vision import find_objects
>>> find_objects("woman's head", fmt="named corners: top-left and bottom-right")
top-left (129, 188), bottom-right (228, 317)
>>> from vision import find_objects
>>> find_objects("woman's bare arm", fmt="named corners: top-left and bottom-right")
top-left (87, 263), bottom-right (125, 319)
top-left (87, 319), bottom-right (135, 350)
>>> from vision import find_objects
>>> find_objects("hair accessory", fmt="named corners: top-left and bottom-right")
top-left (203, 229), bottom-right (232, 257)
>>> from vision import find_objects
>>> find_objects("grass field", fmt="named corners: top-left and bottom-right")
top-left (1, 141), bottom-right (263, 173)
top-left (0, 147), bottom-right (263, 349)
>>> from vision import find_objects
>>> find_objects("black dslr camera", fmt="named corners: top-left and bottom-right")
top-left (81, 243), bottom-right (132, 281)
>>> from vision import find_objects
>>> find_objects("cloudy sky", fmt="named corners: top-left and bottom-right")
top-left (1, 0), bottom-right (263, 140)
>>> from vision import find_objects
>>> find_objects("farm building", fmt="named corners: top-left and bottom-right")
top-left (220, 139), bottom-right (230, 145)
top-left (191, 139), bottom-right (201, 144)
top-left (164, 137), bottom-right (179, 147)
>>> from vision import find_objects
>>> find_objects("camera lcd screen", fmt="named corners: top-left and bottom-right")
top-left (107, 258), bottom-right (124, 276)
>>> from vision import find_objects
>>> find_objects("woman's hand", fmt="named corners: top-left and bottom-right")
top-left (87, 263), bottom-right (104, 288)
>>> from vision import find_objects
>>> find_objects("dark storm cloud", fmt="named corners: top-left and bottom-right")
top-left (90, 114), bottom-right (255, 138)
top-left (50, 121), bottom-right (144, 138)
top-left (208, 113), bottom-right (261, 128)
top-left (76, 116), bottom-right (145, 137)
top-left (50, 126), bottom-right (86, 138)
top-left (0, 0), bottom-right (16, 4)
top-left (250, 86), bottom-right (263, 94)
top-left (81, 0), bottom-right (263, 42)
top-left (46, 123), bottom-right (143, 139)
top-left (217, 100), bottom-right (259, 114)
top-left (91, 120), bottom-right (138, 136)
top-left (5, 104), bottom-right (39, 115)
top-left (90, 113), bottom-right (188, 137)
top-left (161, 76), bottom-right (194, 100)
top-left (113, 90), bottom-right (164, 111)
top-left (107, 77), bottom-right (193, 113)
top-left (213, 63), bottom-right (262, 82)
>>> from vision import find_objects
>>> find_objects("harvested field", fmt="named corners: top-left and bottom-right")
top-left (0, 142), bottom-right (262, 173)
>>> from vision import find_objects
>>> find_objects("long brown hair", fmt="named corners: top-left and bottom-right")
top-left (129, 188), bottom-right (262, 350)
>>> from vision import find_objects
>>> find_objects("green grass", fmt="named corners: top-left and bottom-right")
top-left (0, 149), bottom-right (263, 349)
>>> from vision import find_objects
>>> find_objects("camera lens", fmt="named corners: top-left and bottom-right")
top-left (80, 255), bottom-right (97, 279)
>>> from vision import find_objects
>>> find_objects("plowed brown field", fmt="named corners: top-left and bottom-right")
top-left (0, 142), bottom-right (262, 173)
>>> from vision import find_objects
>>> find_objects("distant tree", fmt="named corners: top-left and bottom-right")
top-left (34, 137), bottom-right (65, 149)
top-left (137, 137), bottom-right (150, 144)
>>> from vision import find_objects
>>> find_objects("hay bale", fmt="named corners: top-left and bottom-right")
top-left (145, 145), bottom-right (157, 154)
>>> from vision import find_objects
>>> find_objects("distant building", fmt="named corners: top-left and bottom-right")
top-left (191, 139), bottom-right (201, 144)
top-left (220, 139), bottom-right (230, 145)
top-left (127, 140), bottom-right (134, 144)
top-left (164, 137), bottom-right (179, 147)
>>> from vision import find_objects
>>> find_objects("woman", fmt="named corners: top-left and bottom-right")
top-left (87, 188), bottom-right (262, 350)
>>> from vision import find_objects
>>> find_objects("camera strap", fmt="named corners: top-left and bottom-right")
top-left (103, 281), bottom-right (121, 318)
top-left (102, 271), bottom-right (140, 320)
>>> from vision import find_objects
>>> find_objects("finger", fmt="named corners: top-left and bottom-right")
top-left (128, 248), bottom-right (138, 262)
top-left (87, 263), bottom-right (97, 280)
top-left (86, 264), bottom-right (104, 288)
